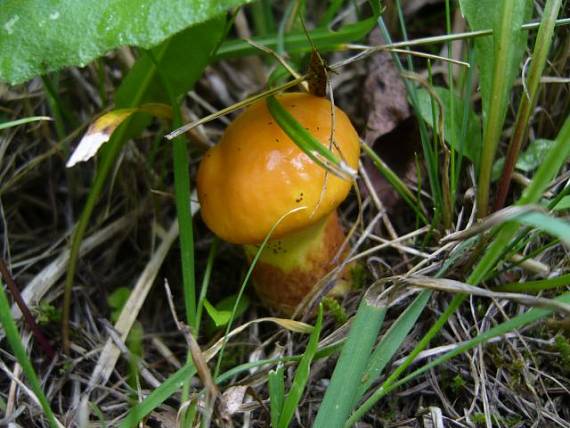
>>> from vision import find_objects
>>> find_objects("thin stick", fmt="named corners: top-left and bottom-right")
top-left (0, 258), bottom-right (56, 360)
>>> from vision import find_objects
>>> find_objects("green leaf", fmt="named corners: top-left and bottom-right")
top-left (461, 0), bottom-right (533, 216)
top-left (313, 289), bottom-right (386, 428)
top-left (554, 196), bottom-right (570, 211)
top-left (278, 304), bottom-right (324, 428)
top-left (458, 0), bottom-right (532, 122)
top-left (266, 95), bottom-right (356, 181)
top-left (61, 17), bottom-right (225, 350)
top-left (0, 116), bottom-right (52, 130)
top-left (107, 287), bottom-right (131, 323)
top-left (0, 0), bottom-right (250, 84)
top-left (204, 294), bottom-right (250, 328)
top-left (216, 17), bottom-right (376, 60)
top-left (119, 362), bottom-right (197, 428)
top-left (492, 138), bottom-right (555, 180)
top-left (513, 211), bottom-right (570, 246)
top-left (268, 365), bottom-right (285, 427)
top-left (357, 290), bottom-right (431, 397)
top-left (416, 86), bottom-right (482, 166)
top-left (514, 139), bottom-right (554, 172)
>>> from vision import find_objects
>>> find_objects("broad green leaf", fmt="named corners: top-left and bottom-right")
top-left (463, 0), bottom-right (533, 216)
top-left (458, 0), bottom-right (532, 122)
top-left (416, 86), bottom-right (482, 166)
top-left (0, 0), bottom-right (250, 84)
top-left (204, 294), bottom-right (250, 328)
top-left (492, 138), bottom-right (555, 180)
top-left (513, 139), bottom-right (554, 172)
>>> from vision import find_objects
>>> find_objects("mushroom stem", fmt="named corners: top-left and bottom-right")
top-left (244, 211), bottom-right (350, 314)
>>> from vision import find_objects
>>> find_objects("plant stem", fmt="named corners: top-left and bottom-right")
top-left (477, 0), bottom-right (517, 218)
top-left (0, 259), bottom-right (56, 360)
top-left (494, 0), bottom-right (563, 211)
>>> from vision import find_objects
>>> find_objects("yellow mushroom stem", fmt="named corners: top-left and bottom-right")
top-left (244, 211), bottom-right (351, 314)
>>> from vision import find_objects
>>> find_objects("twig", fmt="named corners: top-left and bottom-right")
top-left (0, 258), bottom-right (56, 360)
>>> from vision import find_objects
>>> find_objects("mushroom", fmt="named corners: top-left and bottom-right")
top-left (197, 92), bottom-right (360, 314)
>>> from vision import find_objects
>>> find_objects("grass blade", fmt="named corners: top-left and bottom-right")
top-left (494, 273), bottom-right (570, 293)
top-left (360, 143), bottom-right (428, 225)
top-left (278, 304), bottom-right (323, 428)
top-left (118, 362), bottom-right (197, 428)
top-left (349, 116), bottom-right (570, 425)
top-left (513, 211), bottom-right (570, 246)
top-left (0, 281), bottom-right (61, 428)
top-left (347, 292), bottom-right (570, 426)
top-left (266, 95), bottom-right (356, 181)
top-left (357, 289), bottom-right (431, 397)
top-left (216, 17), bottom-right (376, 59)
top-left (494, 0), bottom-right (564, 210)
top-left (268, 365), bottom-right (285, 427)
top-left (0, 116), bottom-right (52, 130)
top-left (313, 286), bottom-right (387, 428)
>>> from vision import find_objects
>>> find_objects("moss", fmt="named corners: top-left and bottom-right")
top-left (350, 262), bottom-right (367, 289)
top-left (555, 334), bottom-right (570, 375)
top-left (471, 413), bottom-right (522, 427)
top-left (323, 296), bottom-right (348, 325)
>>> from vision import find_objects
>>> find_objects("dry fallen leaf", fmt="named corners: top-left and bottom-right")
top-left (66, 103), bottom-right (172, 167)
top-left (361, 28), bottom-right (419, 212)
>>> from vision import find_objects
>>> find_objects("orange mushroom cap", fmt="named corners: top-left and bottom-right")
top-left (197, 92), bottom-right (360, 245)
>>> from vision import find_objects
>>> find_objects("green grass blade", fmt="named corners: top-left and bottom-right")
top-left (0, 281), bottom-right (60, 428)
top-left (320, 0), bottom-right (345, 26)
top-left (349, 116), bottom-right (570, 426)
top-left (118, 362), bottom-right (197, 428)
top-left (347, 292), bottom-right (570, 426)
top-left (61, 21), bottom-right (224, 351)
top-left (268, 365), bottom-right (285, 427)
top-left (172, 124), bottom-right (196, 327)
top-left (278, 304), bottom-right (323, 428)
top-left (495, 273), bottom-right (570, 293)
top-left (195, 238), bottom-right (219, 335)
top-left (266, 95), bottom-right (356, 180)
top-left (313, 289), bottom-right (386, 428)
top-left (213, 206), bottom-right (307, 378)
top-left (0, 116), bottom-right (52, 130)
top-left (376, 16), bottom-right (444, 226)
top-left (513, 211), bottom-right (570, 246)
top-left (215, 342), bottom-right (343, 385)
top-left (357, 290), bottom-right (431, 397)
top-left (251, 0), bottom-right (276, 36)
top-left (494, 0), bottom-right (564, 210)
top-left (215, 17), bottom-right (376, 59)
top-left (361, 143), bottom-right (429, 225)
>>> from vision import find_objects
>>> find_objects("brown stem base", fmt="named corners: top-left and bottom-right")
top-left (245, 211), bottom-right (350, 315)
